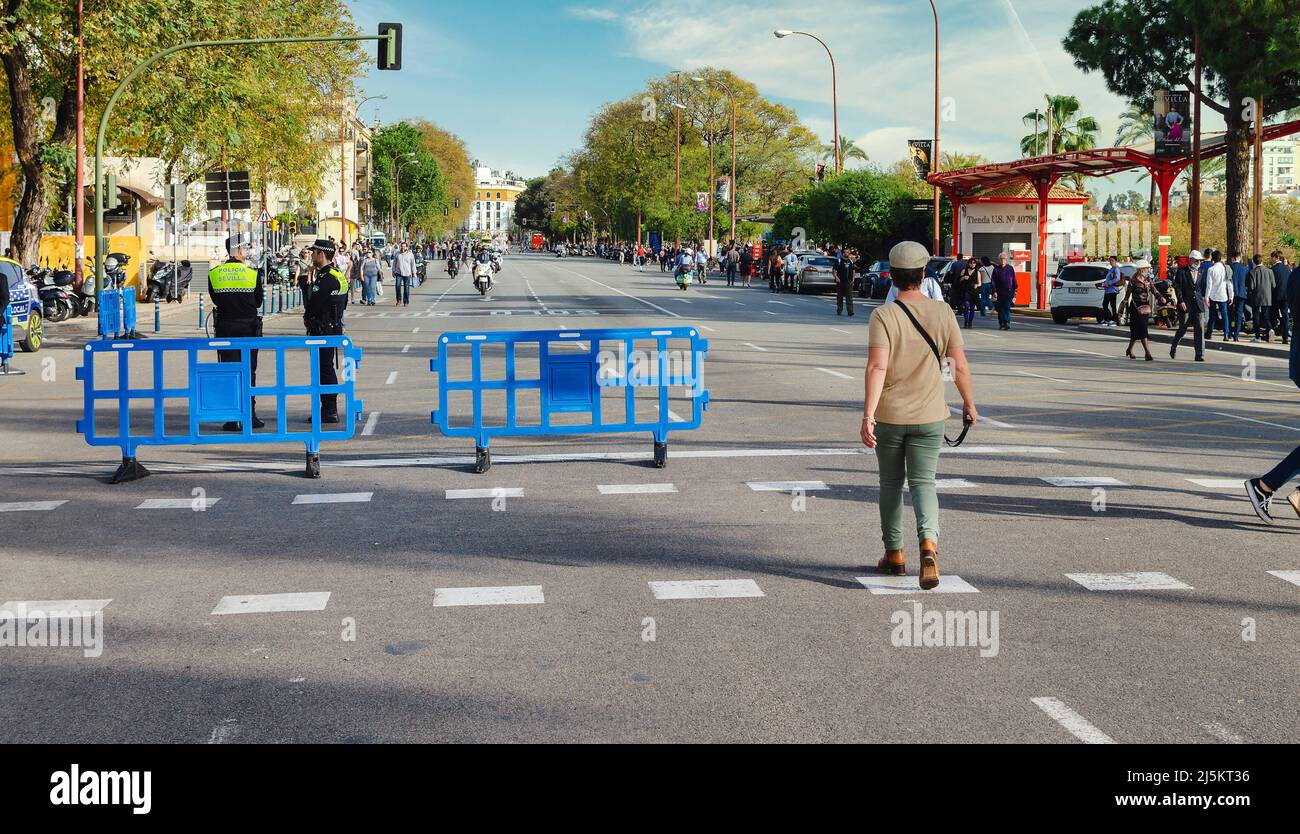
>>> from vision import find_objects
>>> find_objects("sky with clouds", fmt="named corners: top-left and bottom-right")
top-left (350, 0), bottom-right (1191, 198)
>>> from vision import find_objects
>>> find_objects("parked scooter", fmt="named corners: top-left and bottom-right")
top-left (74, 271), bottom-right (97, 317)
top-left (33, 266), bottom-right (77, 322)
top-left (144, 259), bottom-right (194, 302)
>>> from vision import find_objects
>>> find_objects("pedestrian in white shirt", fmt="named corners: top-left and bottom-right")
top-left (886, 276), bottom-right (945, 304)
top-left (1203, 250), bottom-right (1233, 341)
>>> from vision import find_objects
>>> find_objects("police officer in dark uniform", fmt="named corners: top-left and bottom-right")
top-left (208, 234), bottom-right (264, 430)
top-left (303, 239), bottom-right (348, 423)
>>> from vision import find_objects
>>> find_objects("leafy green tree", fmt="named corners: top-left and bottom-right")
top-left (371, 122), bottom-right (447, 240)
top-left (1063, 0), bottom-right (1300, 258)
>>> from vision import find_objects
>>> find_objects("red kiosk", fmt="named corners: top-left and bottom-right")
top-left (928, 120), bottom-right (1300, 308)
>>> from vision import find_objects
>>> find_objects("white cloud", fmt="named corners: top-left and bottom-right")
top-left (566, 6), bottom-right (621, 21)
top-left (608, 0), bottom-right (1141, 184)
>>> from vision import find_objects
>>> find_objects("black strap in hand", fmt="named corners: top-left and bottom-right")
top-left (895, 301), bottom-right (973, 447)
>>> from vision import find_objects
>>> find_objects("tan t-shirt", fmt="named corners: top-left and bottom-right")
top-left (867, 298), bottom-right (964, 425)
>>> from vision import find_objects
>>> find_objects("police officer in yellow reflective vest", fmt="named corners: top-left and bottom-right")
top-left (208, 234), bottom-right (264, 430)
top-left (303, 239), bottom-right (348, 423)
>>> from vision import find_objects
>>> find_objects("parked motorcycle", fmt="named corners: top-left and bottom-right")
top-left (33, 266), bottom-right (76, 322)
top-left (144, 259), bottom-right (194, 303)
top-left (74, 272), bottom-right (97, 317)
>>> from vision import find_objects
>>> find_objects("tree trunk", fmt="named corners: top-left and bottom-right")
top-left (1223, 89), bottom-right (1252, 258)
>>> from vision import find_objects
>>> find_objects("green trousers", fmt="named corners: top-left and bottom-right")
top-left (875, 420), bottom-right (945, 550)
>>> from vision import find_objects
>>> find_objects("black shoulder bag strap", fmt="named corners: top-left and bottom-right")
top-left (895, 301), bottom-right (973, 447)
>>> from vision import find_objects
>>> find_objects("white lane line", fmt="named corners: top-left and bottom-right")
top-left (432, 585), bottom-right (544, 607)
top-left (1201, 722), bottom-right (1247, 744)
top-left (944, 446), bottom-right (1062, 455)
top-left (768, 300), bottom-right (793, 307)
top-left (1221, 374), bottom-right (1297, 389)
top-left (931, 479), bottom-right (978, 489)
top-left (764, 310), bottom-right (777, 316)
top-left (0, 599), bottom-right (111, 617)
top-left (743, 343), bottom-right (769, 352)
top-left (401, 345), bottom-right (411, 353)
top-left (385, 371), bottom-right (398, 385)
top-left (211, 592), bottom-right (331, 615)
top-left (648, 579), bottom-right (765, 600)
top-left (830, 327), bottom-right (851, 334)
top-left (1017, 370), bottom-right (1067, 383)
top-left (949, 407), bottom-right (1014, 428)
top-left (0, 501), bottom-right (68, 513)
top-left (361, 411), bottom-right (381, 436)
top-left (597, 483), bottom-right (678, 495)
top-left (747, 480), bottom-right (829, 492)
top-left (673, 298), bottom-right (692, 303)
top-left (136, 497), bottom-right (220, 510)
top-left (1069, 348), bottom-right (1111, 357)
top-left (734, 301), bottom-right (746, 306)
top-left (1267, 570), bottom-right (1300, 589)
top-left (1211, 412), bottom-right (1300, 432)
top-left (1064, 572), bottom-right (1192, 591)
top-left (412, 327), bottom-right (420, 333)
top-left (699, 324), bottom-right (717, 332)
top-left (558, 267), bottom-right (681, 318)
top-left (207, 718), bottom-right (241, 744)
top-left (1041, 476), bottom-right (1128, 487)
top-left (1185, 478), bottom-right (1243, 489)
top-left (445, 488), bottom-right (524, 500)
top-left (815, 367), bottom-right (855, 380)
top-left (856, 575), bottom-right (979, 594)
top-left (292, 492), bottom-right (373, 505)
top-left (1031, 697), bottom-right (1116, 744)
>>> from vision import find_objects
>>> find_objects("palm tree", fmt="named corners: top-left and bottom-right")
top-left (939, 152), bottom-right (991, 171)
top-left (1019, 95), bottom-right (1100, 189)
top-left (823, 135), bottom-right (868, 166)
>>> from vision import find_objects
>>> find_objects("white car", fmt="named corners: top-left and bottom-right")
top-left (1049, 262), bottom-right (1136, 324)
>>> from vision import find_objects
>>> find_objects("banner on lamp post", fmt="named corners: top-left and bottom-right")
top-left (714, 176), bottom-right (731, 203)
top-left (1154, 89), bottom-right (1192, 159)
top-left (695, 192), bottom-right (709, 213)
top-left (908, 140), bottom-right (933, 180)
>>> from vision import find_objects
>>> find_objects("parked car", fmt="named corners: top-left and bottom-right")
top-left (794, 255), bottom-right (839, 293)
top-left (858, 260), bottom-right (892, 299)
top-left (1049, 261), bottom-right (1136, 324)
top-left (1, 256), bottom-right (43, 352)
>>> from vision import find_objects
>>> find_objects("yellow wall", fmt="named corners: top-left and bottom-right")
top-left (39, 235), bottom-right (147, 296)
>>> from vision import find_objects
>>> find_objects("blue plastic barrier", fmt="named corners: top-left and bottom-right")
top-left (76, 335), bottom-right (364, 482)
top-left (98, 288), bottom-right (138, 338)
top-left (0, 305), bottom-right (15, 374)
top-left (431, 326), bottom-right (710, 472)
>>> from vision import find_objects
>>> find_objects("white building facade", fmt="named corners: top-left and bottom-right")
top-left (466, 166), bottom-right (525, 237)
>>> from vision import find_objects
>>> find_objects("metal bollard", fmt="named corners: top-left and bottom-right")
top-left (198, 294), bottom-right (203, 329)
top-left (154, 298), bottom-right (161, 333)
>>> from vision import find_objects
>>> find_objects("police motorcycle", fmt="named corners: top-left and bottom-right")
top-left (446, 255), bottom-right (459, 278)
top-left (33, 265), bottom-right (77, 322)
top-left (472, 251), bottom-right (494, 297)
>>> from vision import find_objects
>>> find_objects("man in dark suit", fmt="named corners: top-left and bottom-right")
top-left (1170, 250), bottom-right (1206, 361)
top-left (1271, 251), bottom-right (1291, 345)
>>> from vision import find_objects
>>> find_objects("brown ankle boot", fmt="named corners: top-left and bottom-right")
top-left (919, 539), bottom-right (939, 590)
top-left (877, 549), bottom-right (906, 576)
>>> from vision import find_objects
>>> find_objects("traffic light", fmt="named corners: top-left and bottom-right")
top-left (378, 23), bottom-right (402, 70)
top-left (288, 220), bottom-right (298, 235)
top-left (102, 172), bottom-right (117, 210)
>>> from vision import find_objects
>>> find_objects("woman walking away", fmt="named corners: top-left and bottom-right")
top-left (767, 249), bottom-right (783, 294)
top-left (1125, 260), bottom-right (1156, 361)
top-left (862, 241), bottom-right (978, 590)
top-left (956, 258), bottom-right (979, 328)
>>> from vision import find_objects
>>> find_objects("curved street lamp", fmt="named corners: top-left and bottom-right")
top-left (775, 29), bottom-right (839, 174)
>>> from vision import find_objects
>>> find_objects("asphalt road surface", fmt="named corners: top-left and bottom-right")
top-left (2, 251), bottom-right (1297, 743)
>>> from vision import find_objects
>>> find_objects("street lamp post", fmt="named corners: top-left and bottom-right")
top-left (393, 152), bottom-right (417, 241)
top-left (692, 76), bottom-right (738, 246)
top-left (927, 0), bottom-right (940, 256)
top-left (775, 29), bottom-right (838, 174)
top-left (350, 94), bottom-right (387, 245)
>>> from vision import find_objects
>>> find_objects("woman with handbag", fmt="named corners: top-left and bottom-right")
top-left (862, 242), bottom-right (978, 590)
top-left (1125, 260), bottom-right (1156, 360)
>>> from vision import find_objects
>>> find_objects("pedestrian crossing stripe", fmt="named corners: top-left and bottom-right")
top-left (649, 580), bottom-right (764, 600)
top-left (1065, 572), bottom-right (1192, 591)
top-left (432, 585), bottom-right (544, 607)
top-left (211, 592), bottom-right (330, 615)
top-left (856, 576), bottom-right (979, 594)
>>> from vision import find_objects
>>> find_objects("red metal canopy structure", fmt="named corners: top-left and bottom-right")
top-left (928, 119), bottom-right (1300, 307)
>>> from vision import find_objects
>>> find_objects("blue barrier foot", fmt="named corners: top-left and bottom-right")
top-left (654, 441), bottom-right (667, 469)
top-left (305, 452), bottom-right (320, 479)
top-left (0, 364), bottom-right (27, 377)
top-left (474, 447), bottom-right (491, 474)
top-left (110, 456), bottom-right (151, 484)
